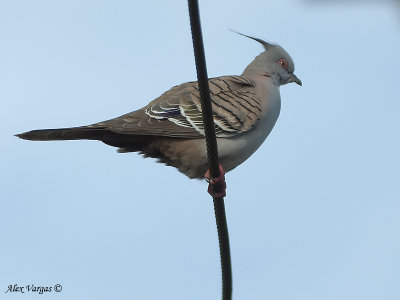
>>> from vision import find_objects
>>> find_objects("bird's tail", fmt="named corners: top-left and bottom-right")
top-left (15, 126), bottom-right (154, 152)
top-left (15, 127), bottom-right (106, 141)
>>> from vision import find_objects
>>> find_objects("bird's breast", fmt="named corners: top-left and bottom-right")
top-left (218, 80), bottom-right (281, 172)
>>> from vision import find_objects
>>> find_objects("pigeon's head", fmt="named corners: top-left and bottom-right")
top-left (238, 32), bottom-right (302, 86)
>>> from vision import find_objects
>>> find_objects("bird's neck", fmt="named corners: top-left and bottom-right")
top-left (241, 53), bottom-right (280, 85)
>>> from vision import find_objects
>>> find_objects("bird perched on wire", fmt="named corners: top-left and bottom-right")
top-left (16, 33), bottom-right (301, 197)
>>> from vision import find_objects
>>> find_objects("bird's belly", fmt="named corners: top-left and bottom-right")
top-left (217, 100), bottom-right (281, 172)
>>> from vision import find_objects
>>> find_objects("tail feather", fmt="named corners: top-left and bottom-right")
top-left (15, 126), bottom-right (154, 153)
top-left (15, 127), bottom-right (106, 141)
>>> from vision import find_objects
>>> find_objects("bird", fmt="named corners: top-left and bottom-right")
top-left (16, 33), bottom-right (301, 197)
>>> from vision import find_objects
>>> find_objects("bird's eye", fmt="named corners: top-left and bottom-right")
top-left (278, 58), bottom-right (288, 70)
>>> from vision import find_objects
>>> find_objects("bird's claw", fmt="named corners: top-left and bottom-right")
top-left (205, 164), bottom-right (226, 198)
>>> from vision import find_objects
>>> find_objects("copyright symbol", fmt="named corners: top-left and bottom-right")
top-left (54, 284), bottom-right (62, 292)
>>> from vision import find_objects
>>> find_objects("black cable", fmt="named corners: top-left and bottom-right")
top-left (187, 1), bottom-right (232, 299)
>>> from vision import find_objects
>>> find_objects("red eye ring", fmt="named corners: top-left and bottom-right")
top-left (278, 58), bottom-right (288, 70)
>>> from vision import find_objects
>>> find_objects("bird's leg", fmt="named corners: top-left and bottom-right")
top-left (205, 164), bottom-right (226, 198)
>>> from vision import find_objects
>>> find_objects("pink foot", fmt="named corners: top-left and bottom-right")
top-left (205, 164), bottom-right (226, 198)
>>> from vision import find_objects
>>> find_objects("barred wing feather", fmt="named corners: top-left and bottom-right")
top-left (94, 76), bottom-right (262, 139)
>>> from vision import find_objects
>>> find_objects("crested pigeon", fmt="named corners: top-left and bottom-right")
top-left (16, 34), bottom-right (301, 189)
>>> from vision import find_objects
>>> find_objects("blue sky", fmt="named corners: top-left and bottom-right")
top-left (1, 1), bottom-right (399, 299)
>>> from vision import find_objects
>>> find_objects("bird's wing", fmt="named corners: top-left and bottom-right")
top-left (93, 75), bottom-right (263, 138)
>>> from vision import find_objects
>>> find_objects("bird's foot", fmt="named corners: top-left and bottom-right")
top-left (205, 164), bottom-right (226, 198)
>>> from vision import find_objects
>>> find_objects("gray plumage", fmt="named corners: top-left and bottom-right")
top-left (16, 34), bottom-right (301, 179)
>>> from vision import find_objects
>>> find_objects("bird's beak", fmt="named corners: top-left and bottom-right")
top-left (289, 73), bottom-right (302, 86)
